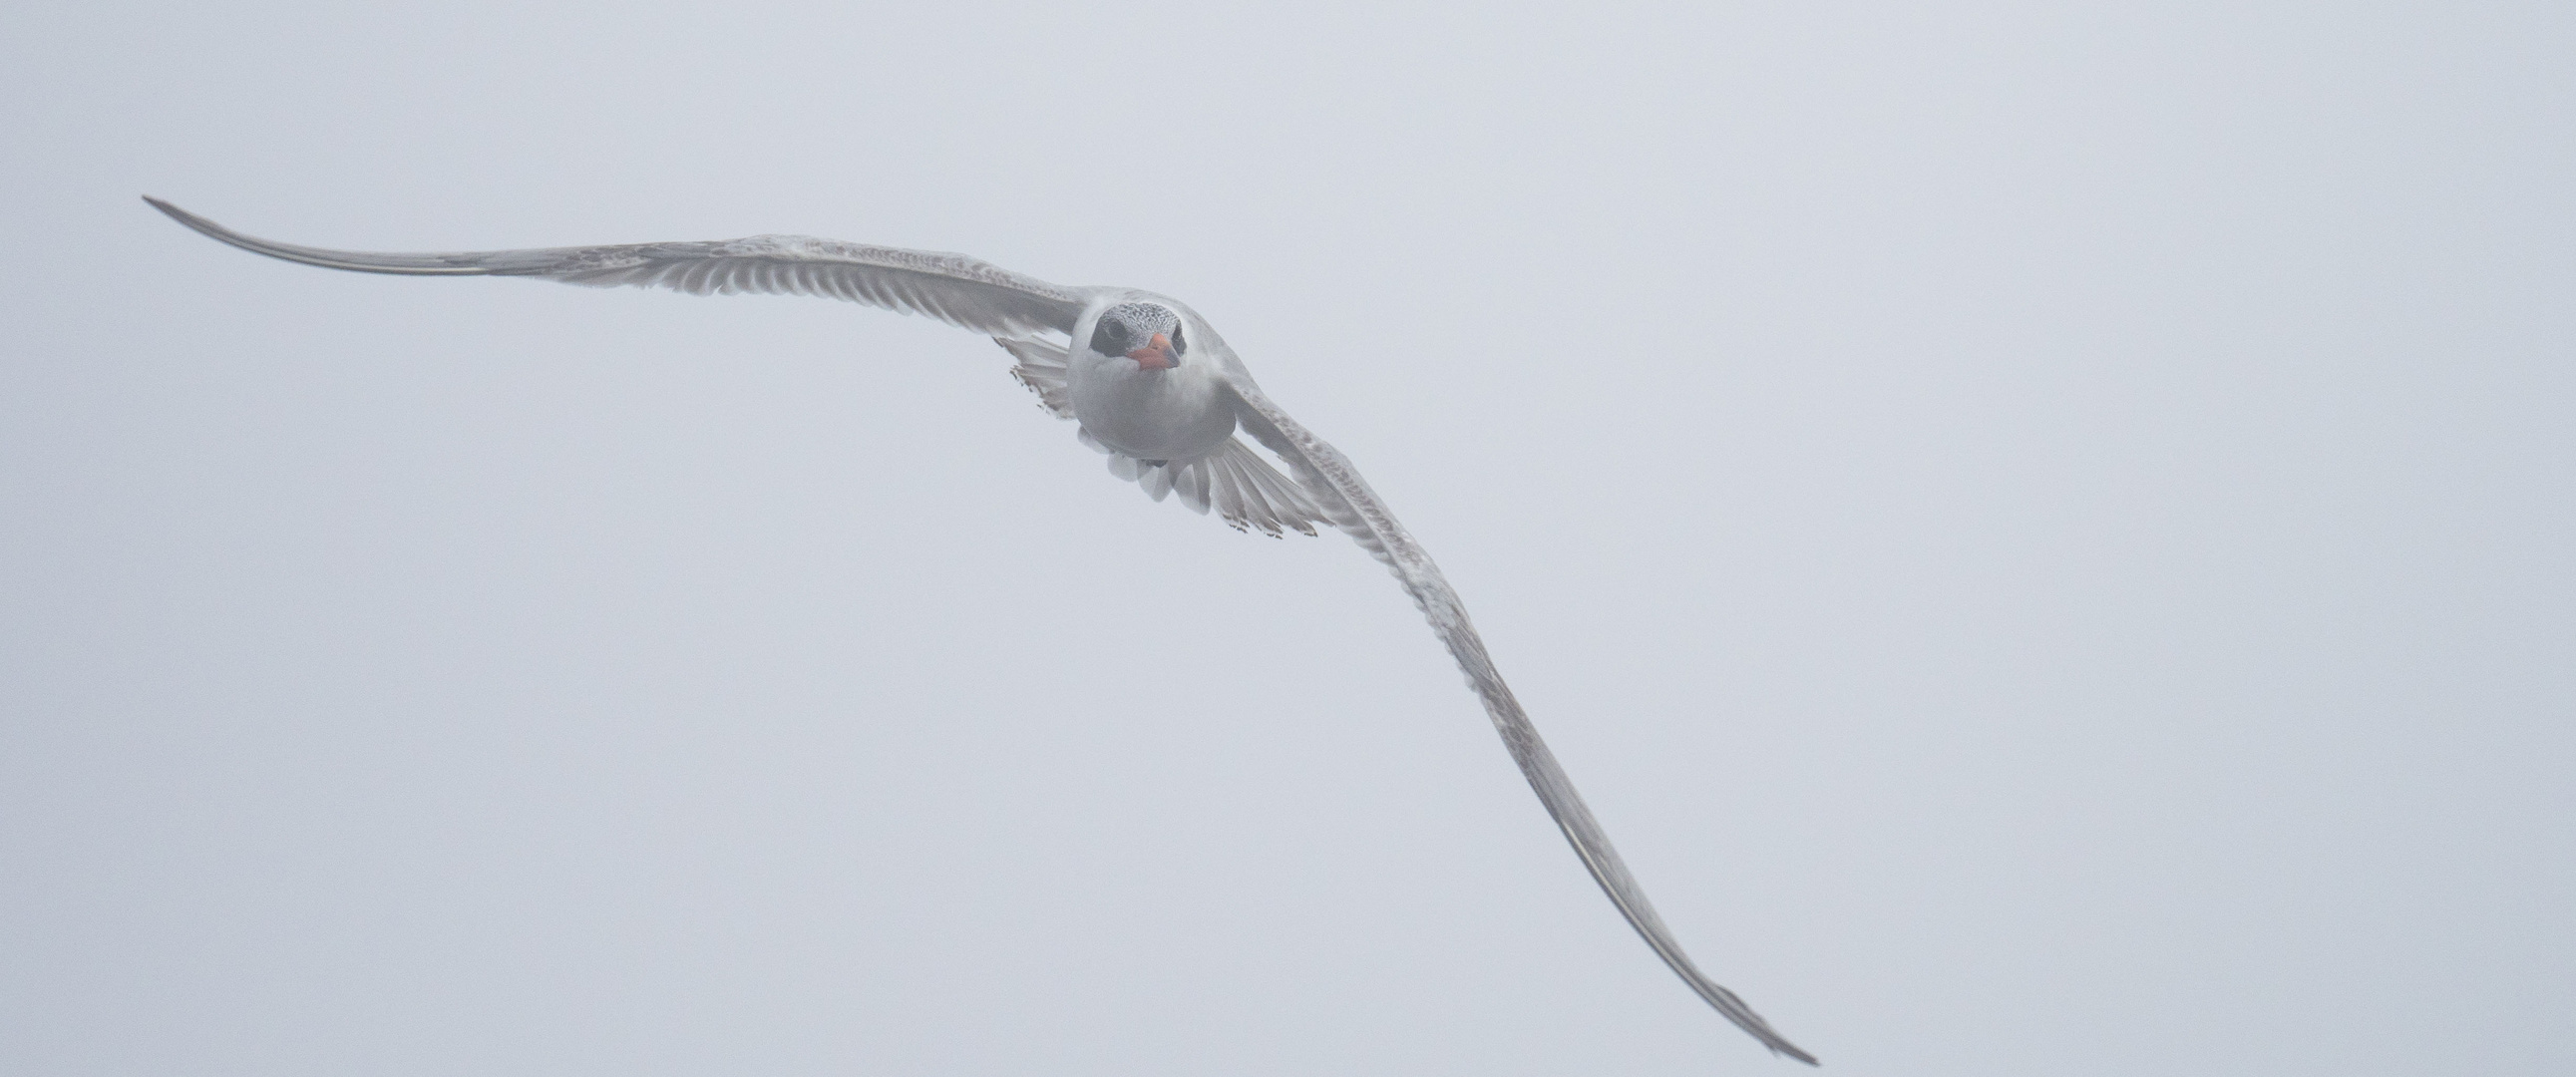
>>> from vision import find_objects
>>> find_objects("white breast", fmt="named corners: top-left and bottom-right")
top-left (1067, 352), bottom-right (1238, 462)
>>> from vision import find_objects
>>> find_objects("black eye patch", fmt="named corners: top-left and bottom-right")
top-left (1090, 319), bottom-right (1127, 355)
top-left (1168, 321), bottom-right (1187, 355)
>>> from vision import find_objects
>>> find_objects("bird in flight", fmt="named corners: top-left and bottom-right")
top-left (145, 196), bottom-right (1817, 1065)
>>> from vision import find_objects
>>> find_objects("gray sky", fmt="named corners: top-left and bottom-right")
top-left (4, 2), bottom-right (2570, 1074)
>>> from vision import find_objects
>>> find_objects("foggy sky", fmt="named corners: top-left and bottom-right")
top-left (3, 2), bottom-right (2571, 1074)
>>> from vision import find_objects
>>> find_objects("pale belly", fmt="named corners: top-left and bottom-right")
top-left (1069, 362), bottom-right (1237, 462)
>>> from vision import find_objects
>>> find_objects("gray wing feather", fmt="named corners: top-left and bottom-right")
top-left (1222, 376), bottom-right (1818, 1066)
top-left (995, 336), bottom-right (1077, 418)
top-left (146, 197), bottom-right (1087, 337)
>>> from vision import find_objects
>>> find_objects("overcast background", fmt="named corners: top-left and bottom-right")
top-left (4, 2), bottom-right (2570, 1075)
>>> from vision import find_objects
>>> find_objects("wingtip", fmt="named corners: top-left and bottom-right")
top-left (141, 195), bottom-right (206, 231)
top-left (1760, 1025), bottom-right (1821, 1066)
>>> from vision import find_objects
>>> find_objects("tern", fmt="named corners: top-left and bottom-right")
top-left (145, 196), bottom-right (1817, 1064)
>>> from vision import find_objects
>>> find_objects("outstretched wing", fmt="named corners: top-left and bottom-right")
top-left (145, 197), bottom-right (1088, 337)
top-left (1221, 375), bottom-right (1818, 1066)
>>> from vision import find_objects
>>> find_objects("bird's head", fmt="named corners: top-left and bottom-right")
top-left (1089, 301), bottom-right (1187, 371)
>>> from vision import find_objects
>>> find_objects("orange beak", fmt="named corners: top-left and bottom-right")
top-left (1126, 332), bottom-right (1177, 371)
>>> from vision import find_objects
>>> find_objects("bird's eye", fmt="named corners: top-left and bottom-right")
top-left (1168, 322), bottom-right (1187, 355)
top-left (1089, 319), bottom-right (1125, 354)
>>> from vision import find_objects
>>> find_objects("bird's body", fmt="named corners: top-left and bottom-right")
top-left (144, 196), bottom-right (1817, 1065)
top-left (1064, 292), bottom-right (1236, 463)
